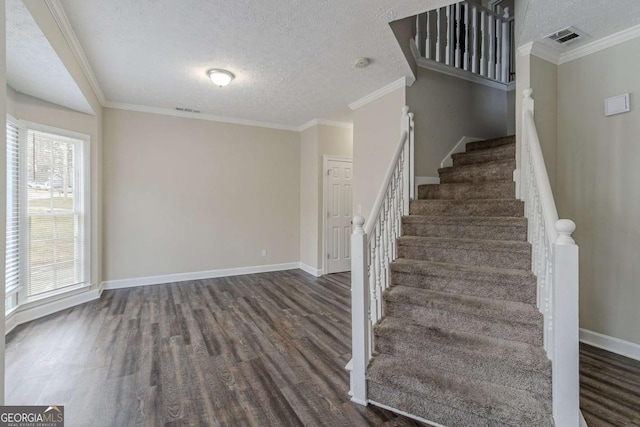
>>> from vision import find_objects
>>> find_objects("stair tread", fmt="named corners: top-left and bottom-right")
top-left (384, 286), bottom-right (542, 324)
top-left (410, 198), bottom-right (524, 213)
top-left (367, 354), bottom-right (553, 426)
top-left (375, 317), bottom-right (550, 373)
top-left (391, 258), bottom-right (533, 279)
top-left (421, 179), bottom-right (514, 188)
top-left (397, 235), bottom-right (530, 251)
top-left (452, 141), bottom-right (515, 159)
top-left (438, 158), bottom-right (515, 174)
top-left (402, 215), bottom-right (526, 226)
top-left (466, 136), bottom-right (516, 152)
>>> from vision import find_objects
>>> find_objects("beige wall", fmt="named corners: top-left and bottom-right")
top-left (557, 37), bottom-right (640, 346)
top-left (299, 127), bottom-right (319, 269)
top-left (299, 124), bottom-right (353, 271)
top-left (529, 56), bottom-right (558, 189)
top-left (103, 108), bottom-right (301, 281)
top-left (6, 85), bottom-right (16, 116)
top-left (353, 87), bottom-right (406, 221)
top-left (407, 67), bottom-right (513, 177)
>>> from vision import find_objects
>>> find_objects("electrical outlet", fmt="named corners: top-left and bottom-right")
top-left (261, 249), bottom-right (267, 257)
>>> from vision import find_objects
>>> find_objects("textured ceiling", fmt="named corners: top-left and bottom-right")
top-left (58, 0), bottom-right (453, 127)
top-left (518, 0), bottom-right (640, 47)
top-left (6, 0), bottom-right (93, 115)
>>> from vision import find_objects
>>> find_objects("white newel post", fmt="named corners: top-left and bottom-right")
top-left (517, 88), bottom-right (535, 201)
top-left (552, 219), bottom-right (580, 427)
top-left (350, 215), bottom-right (369, 405)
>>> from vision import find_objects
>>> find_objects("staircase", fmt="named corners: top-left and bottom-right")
top-left (365, 135), bottom-right (554, 426)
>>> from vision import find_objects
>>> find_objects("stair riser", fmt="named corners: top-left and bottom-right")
top-left (397, 244), bottom-right (531, 269)
top-left (374, 334), bottom-right (551, 398)
top-left (391, 271), bottom-right (536, 304)
top-left (467, 137), bottom-right (515, 152)
top-left (385, 302), bottom-right (543, 346)
top-left (453, 145), bottom-right (516, 166)
top-left (410, 200), bottom-right (524, 217)
top-left (402, 223), bottom-right (527, 241)
top-left (419, 182), bottom-right (515, 200)
top-left (439, 163), bottom-right (515, 184)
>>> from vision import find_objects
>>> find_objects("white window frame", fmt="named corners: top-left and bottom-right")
top-left (8, 119), bottom-right (91, 308)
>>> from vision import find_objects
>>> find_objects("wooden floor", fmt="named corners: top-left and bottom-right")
top-left (5, 270), bottom-right (424, 427)
top-left (7, 270), bottom-right (640, 426)
top-left (580, 343), bottom-right (640, 426)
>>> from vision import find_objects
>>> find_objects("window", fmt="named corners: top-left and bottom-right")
top-left (5, 119), bottom-right (90, 309)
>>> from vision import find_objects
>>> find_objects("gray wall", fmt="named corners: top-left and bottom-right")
top-left (557, 37), bottom-right (640, 346)
top-left (407, 67), bottom-right (513, 177)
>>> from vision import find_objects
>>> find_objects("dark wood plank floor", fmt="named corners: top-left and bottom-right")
top-left (5, 270), bottom-right (424, 427)
top-left (580, 343), bottom-right (640, 426)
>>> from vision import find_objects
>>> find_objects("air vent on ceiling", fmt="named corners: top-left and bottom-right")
top-left (176, 107), bottom-right (201, 113)
top-left (546, 27), bottom-right (585, 46)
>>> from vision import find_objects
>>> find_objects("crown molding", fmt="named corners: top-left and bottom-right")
top-left (297, 119), bottom-right (353, 132)
top-left (348, 76), bottom-right (414, 111)
top-left (44, 0), bottom-right (107, 105)
top-left (559, 23), bottom-right (640, 64)
top-left (104, 101), bottom-right (302, 132)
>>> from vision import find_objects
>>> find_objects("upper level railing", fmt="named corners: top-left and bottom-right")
top-left (519, 88), bottom-right (580, 426)
top-left (348, 107), bottom-right (414, 405)
top-left (413, 1), bottom-right (515, 85)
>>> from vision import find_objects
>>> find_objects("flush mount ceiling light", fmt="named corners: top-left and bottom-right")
top-left (207, 69), bottom-right (235, 87)
top-left (354, 57), bottom-right (370, 68)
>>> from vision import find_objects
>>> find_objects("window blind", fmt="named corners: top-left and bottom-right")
top-left (6, 120), bottom-right (21, 301)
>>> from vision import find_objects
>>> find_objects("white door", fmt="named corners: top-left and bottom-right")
top-left (325, 158), bottom-right (353, 274)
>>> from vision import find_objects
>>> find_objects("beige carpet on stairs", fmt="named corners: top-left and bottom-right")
top-left (366, 135), bottom-right (554, 427)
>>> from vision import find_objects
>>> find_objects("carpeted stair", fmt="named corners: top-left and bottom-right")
top-left (366, 135), bottom-right (554, 426)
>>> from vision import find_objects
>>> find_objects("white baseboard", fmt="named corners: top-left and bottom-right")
top-left (5, 287), bottom-right (101, 335)
top-left (298, 263), bottom-right (324, 277)
top-left (580, 328), bottom-right (640, 361)
top-left (101, 262), bottom-right (302, 290)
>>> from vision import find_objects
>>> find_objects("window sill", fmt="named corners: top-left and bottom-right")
top-left (5, 283), bottom-right (100, 336)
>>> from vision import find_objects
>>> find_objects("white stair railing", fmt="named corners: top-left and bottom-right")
top-left (348, 107), bottom-right (414, 405)
top-left (520, 88), bottom-right (580, 426)
top-left (415, 1), bottom-right (514, 84)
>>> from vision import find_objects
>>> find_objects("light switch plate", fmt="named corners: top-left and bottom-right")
top-left (604, 93), bottom-right (630, 116)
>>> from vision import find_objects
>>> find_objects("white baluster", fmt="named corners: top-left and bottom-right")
top-left (501, 8), bottom-right (511, 82)
top-left (445, 5), bottom-right (452, 66)
top-left (375, 220), bottom-right (383, 321)
top-left (471, 6), bottom-right (478, 73)
top-left (495, 16), bottom-right (502, 81)
top-left (415, 14), bottom-right (421, 55)
top-left (488, 14), bottom-right (495, 79)
top-left (369, 234), bottom-right (377, 325)
top-left (463, 2), bottom-right (470, 71)
top-left (455, 3), bottom-right (461, 69)
top-left (480, 10), bottom-right (486, 76)
top-left (425, 11), bottom-right (431, 59)
top-left (436, 8), bottom-right (442, 63)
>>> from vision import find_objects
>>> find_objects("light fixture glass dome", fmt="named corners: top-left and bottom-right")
top-left (208, 69), bottom-right (235, 87)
